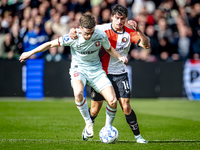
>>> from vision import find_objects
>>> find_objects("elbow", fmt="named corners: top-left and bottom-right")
top-left (145, 43), bottom-right (151, 49)
top-left (46, 41), bottom-right (55, 48)
top-left (105, 47), bottom-right (112, 53)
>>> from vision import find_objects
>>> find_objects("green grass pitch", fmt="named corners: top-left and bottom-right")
top-left (0, 98), bottom-right (200, 150)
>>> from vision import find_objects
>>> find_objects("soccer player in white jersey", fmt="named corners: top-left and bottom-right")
top-left (69, 4), bottom-right (150, 143)
top-left (19, 13), bottom-right (128, 141)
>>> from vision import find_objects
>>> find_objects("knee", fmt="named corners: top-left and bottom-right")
top-left (90, 108), bottom-right (99, 117)
top-left (122, 103), bottom-right (131, 115)
top-left (74, 91), bottom-right (83, 102)
top-left (108, 98), bottom-right (117, 109)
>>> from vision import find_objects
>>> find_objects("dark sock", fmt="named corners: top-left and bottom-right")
top-left (88, 108), bottom-right (97, 123)
top-left (125, 109), bottom-right (140, 136)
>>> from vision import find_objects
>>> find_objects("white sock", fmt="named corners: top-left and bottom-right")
top-left (105, 104), bottom-right (117, 126)
top-left (75, 98), bottom-right (92, 124)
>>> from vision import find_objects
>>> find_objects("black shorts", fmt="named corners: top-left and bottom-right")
top-left (91, 73), bottom-right (130, 101)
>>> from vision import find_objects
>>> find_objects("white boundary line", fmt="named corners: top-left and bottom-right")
top-left (0, 139), bottom-right (199, 142)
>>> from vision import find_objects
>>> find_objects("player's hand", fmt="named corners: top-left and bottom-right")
top-left (128, 20), bottom-right (140, 32)
top-left (69, 28), bottom-right (78, 39)
top-left (119, 57), bottom-right (128, 65)
top-left (19, 52), bottom-right (31, 62)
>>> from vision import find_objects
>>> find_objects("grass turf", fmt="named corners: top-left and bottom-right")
top-left (0, 98), bottom-right (200, 150)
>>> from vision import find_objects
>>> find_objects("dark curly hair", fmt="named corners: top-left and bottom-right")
top-left (111, 4), bottom-right (128, 17)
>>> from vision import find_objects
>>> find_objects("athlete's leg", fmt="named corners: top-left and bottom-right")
top-left (72, 80), bottom-right (93, 138)
top-left (90, 100), bottom-right (103, 123)
top-left (100, 86), bottom-right (117, 126)
top-left (119, 97), bottom-right (147, 143)
top-left (119, 98), bottom-right (139, 135)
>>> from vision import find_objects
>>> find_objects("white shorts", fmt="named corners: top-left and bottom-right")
top-left (69, 66), bottom-right (112, 93)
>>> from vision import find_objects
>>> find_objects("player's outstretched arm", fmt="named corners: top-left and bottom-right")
top-left (105, 46), bottom-right (128, 65)
top-left (19, 39), bottom-right (59, 62)
top-left (128, 20), bottom-right (150, 49)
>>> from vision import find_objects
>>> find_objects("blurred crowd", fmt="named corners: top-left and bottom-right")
top-left (0, 0), bottom-right (199, 62)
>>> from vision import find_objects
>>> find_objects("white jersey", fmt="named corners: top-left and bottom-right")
top-left (95, 23), bottom-right (140, 75)
top-left (58, 28), bottom-right (111, 71)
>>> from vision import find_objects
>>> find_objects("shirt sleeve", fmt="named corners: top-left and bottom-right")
top-left (58, 34), bottom-right (73, 46)
top-left (95, 25), bottom-right (103, 30)
top-left (130, 31), bottom-right (140, 45)
top-left (101, 32), bottom-right (111, 50)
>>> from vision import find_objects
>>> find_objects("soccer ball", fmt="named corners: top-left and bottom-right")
top-left (99, 126), bottom-right (119, 144)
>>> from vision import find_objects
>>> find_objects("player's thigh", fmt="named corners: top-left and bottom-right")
top-left (71, 73), bottom-right (86, 102)
top-left (108, 73), bottom-right (130, 99)
top-left (100, 86), bottom-right (117, 104)
top-left (70, 70), bottom-right (86, 95)
top-left (72, 80), bottom-right (84, 94)
top-left (90, 71), bottom-right (112, 93)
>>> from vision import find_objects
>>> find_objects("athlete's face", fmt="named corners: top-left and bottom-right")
top-left (111, 13), bottom-right (126, 32)
top-left (80, 26), bottom-right (95, 40)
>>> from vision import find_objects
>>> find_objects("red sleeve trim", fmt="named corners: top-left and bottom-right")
top-left (58, 38), bottom-right (61, 46)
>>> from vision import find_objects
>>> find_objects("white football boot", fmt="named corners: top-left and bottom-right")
top-left (135, 134), bottom-right (148, 143)
top-left (82, 123), bottom-right (94, 141)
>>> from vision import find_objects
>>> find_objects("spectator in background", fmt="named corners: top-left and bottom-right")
top-left (91, 5), bottom-right (101, 23)
top-left (90, 0), bottom-right (103, 8)
top-left (99, 8), bottom-right (111, 24)
top-left (0, 33), bottom-right (19, 60)
top-left (1, 11), bottom-right (12, 33)
top-left (145, 25), bottom-right (159, 60)
top-left (178, 6), bottom-right (190, 26)
top-left (0, 0), bottom-right (199, 62)
top-left (16, 0), bottom-right (31, 20)
top-left (157, 17), bottom-right (174, 44)
top-left (153, 8), bottom-right (163, 24)
top-left (19, 19), bottom-right (27, 42)
top-left (67, 0), bottom-right (78, 12)
top-left (26, 18), bottom-right (34, 33)
top-left (72, 12), bottom-right (83, 28)
top-left (67, 10), bottom-right (75, 21)
top-left (22, 6), bottom-right (31, 21)
top-left (158, 37), bottom-right (173, 62)
top-left (158, 0), bottom-right (178, 24)
top-left (44, 20), bottom-right (54, 40)
top-left (193, 17), bottom-right (200, 60)
top-left (131, 0), bottom-right (156, 18)
top-left (10, 22), bottom-right (23, 55)
top-left (173, 24), bottom-right (193, 61)
top-left (31, 7), bottom-right (39, 19)
top-left (51, 12), bottom-right (70, 36)
top-left (50, 0), bottom-right (58, 9)
top-left (0, 0), bottom-right (14, 16)
top-left (74, 0), bottom-right (91, 13)
top-left (38, 1), bottom-right (50, 24)
top-left (100, 0), bottom-right (117, 10)
top-left (60, 0), bottom-right (71, 11)
top-left (23, 15), bottom-right (49, 59)
top-left (55, 2), bottom-right (68, 16)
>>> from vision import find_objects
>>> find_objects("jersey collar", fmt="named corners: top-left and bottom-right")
top-left (111, 23), bottom-right (125, 34)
